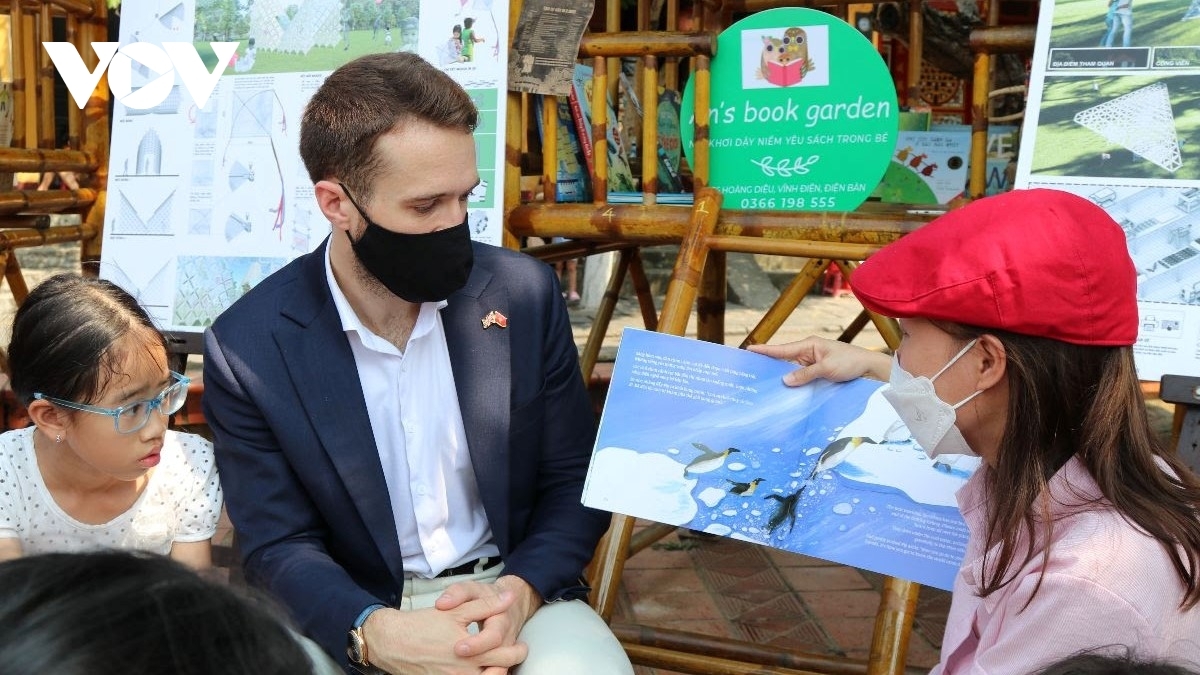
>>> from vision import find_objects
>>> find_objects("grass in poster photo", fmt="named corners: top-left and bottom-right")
top-left (1047, 0), bottom-right (1200, 49)
top-left (1030, 74), bottom-right (1200, 180)
top-left (192, 31), bottom-right (418, 76)
top-left (190, 0), bottom-right (422, 76)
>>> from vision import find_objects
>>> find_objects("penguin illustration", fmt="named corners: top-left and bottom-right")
top-left (684, 442), bottom-right (741, 477)
top-left (806, 436), bottom-right (877, 481)
top-left (725, 477), bottom-right (764, 496)
top-left (764, 487), bottom-right (805, 535)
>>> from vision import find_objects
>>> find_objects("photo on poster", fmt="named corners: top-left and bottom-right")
top-left (1028, 74), bottom-right (1200, 180)
top-left (1043, 0), bottom-right (1200, 51)
top-left (192, 0), bottom-right (421, 75)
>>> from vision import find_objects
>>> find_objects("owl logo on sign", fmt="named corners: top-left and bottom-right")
top-left (759, 27), bottom-right (816, 86)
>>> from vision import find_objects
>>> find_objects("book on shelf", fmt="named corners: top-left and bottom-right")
top-left (582, 328), bottom-right (979, 591)
top-left (571, 63), bottom-right (638, 193)
top-left (565, 86), bottom-right (595, 177)
top-left (533, 94), bottom-right (592, 202)
top-left (617, 70), bottom-right (685, 194)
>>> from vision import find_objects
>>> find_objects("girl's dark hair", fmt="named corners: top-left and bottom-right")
top-left (0, 550), bottom-right (315, 675)
top-left (939, 322), bottom-right (1200, 609)
top-left (1032, 648), bottom-right (1199, 675)
top-left (5, 273), bottom-right (167, 406)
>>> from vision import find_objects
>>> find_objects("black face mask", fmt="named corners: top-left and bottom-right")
top-left (340, 184), bottom-right (474, 303)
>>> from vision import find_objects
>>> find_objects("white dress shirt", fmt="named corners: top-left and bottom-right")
top-left (325, 248), bottom-right (497, 577)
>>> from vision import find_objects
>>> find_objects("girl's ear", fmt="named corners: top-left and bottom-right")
top-left (975, 334), bottom-right (1007, 390)
top-left (26, 399), bottom-right (68, 439)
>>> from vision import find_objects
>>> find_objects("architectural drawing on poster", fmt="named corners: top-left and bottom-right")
top-left (98, 0), bottom-right (511, 344)
top-left (173, 256), bottom-right (286, 327)
top-left (114, 189), bottom-right (175, 236)
top-left (221, 87), bottom-right (287, 243)
top-left (1073, 82), bottom-right (1182, 173)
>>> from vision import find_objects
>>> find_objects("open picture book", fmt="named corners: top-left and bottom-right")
top-left (582, 328), bottom-right (979, 591)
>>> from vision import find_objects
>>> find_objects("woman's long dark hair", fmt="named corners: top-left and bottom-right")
top-left (943, 323), bottom-right (1200, 609)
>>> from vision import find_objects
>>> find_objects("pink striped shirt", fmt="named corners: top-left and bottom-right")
top-left (933, 456), bottom-right (1200, 674)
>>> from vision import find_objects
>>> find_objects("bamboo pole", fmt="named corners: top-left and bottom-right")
top-left (66, 12), bottom-right (81, 149)
top-left (0, 188), bottom-right (97, 214)
top-left (37, 3), bottom-right (54, 150)
top-left (866, 577), bottom-right (920, 675)
top-left (508, 202), bottom-right (929, 243)
top-left (657, 187), bottom-right (723, 335)
top-left (968, 51), bottom-right (990, 199)
top-left (741, 258), bottom-right (828, 348)
top-left (605, 0), bottom-right (620, 138)
top-left (502, 0), bottom-right (525, 249)
top-left (78, 5), bottom-right (107, 269)
top-left (692, 55), bottom-right (711, 188)
top-left (541, 95), bottom-right (558, 204)
top-left (0, 148), bottom-right (96, 173)
top-left (665, 0), bottom-right (680, 91)
top-left (578, 31), bottom-right (717, 58)
top-left (591, 55), bottom-right (609, 202)
top-left (906, 0), bottom-right (923, 107)
top-left (10, 0), bottom-right (26, 150)
top-left (641, 55), bottom-right (659, 204)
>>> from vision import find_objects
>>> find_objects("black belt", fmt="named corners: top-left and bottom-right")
top-left (434, 556), bottom-right (501, 578)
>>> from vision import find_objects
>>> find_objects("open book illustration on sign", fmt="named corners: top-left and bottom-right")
top-left (582, 328), bottom-right (979, 591)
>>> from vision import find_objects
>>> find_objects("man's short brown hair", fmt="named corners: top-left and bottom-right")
top-left (299, 52), bottom-right (478, 201)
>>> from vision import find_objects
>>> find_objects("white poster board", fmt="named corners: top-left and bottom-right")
top-left (99, 0), bottom-right (509, 351)
top-left (1015, 0), bottom-right (1200, 378)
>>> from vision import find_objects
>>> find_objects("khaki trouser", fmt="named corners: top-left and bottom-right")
top-left (400, 564), bottom-right (634, 675)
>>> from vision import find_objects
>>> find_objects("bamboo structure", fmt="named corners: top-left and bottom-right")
top-left (0, 0), bottom-right (107, 305)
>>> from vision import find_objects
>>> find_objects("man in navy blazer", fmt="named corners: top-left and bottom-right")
top-left (203, 53), bottom-right (630, 674)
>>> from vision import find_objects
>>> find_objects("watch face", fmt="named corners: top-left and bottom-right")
top-left (347, 629), bottom-right (367, 664)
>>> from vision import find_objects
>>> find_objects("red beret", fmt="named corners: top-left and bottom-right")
top-left (852, 189), bottom-right (1138, 346)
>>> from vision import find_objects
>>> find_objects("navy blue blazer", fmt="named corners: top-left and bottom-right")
top-left (202, 239), bottom-right (609, 663)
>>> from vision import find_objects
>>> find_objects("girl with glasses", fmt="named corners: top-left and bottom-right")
top-left (0, 273), bottom-right (222, 570)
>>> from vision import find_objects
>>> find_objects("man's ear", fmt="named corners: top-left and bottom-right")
top-left (314, 180), bottom-right (355, 233)
top-left (25, 399), bottom-right (68, 439)
top-left (974, 334), bottom-right (1007, 390)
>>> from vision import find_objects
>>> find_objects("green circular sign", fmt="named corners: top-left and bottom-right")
top-left (681, 8), bottom-right (898, 212)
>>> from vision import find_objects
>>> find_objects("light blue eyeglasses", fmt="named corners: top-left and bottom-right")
top-left (33, 372), bottom-right (191, 434)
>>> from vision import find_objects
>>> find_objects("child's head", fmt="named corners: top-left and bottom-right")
top-left (452, 24), bottom-right (462, 38)
top-left (7, 273), bottom-right (168, 410)
top-left (464, 17), bottom-right (475, 29)
top-left (0, 550), bottom-right (316, 675)
top-left (1032, 650), bottom-right (1199, 675)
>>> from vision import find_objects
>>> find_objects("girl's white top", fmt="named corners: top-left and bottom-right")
top-left (0, 426), bottom-right (222, 555)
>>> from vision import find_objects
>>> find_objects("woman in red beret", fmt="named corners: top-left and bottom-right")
top-left (752, 189), bottom-right (1200, 674)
